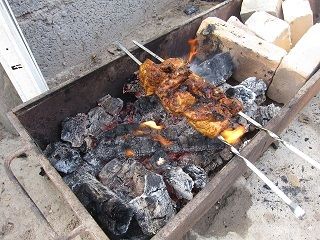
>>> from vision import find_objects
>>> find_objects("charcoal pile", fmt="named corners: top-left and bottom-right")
top-left (45, 53), bottom-right (280, 239)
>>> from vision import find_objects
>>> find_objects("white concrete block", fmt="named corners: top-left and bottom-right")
top-left (245, 11), bottom-right (292, 51)
top-left (283, 0), bottom-right (313, 46)
top-left (196, 17), bottom-right (287, 84)
top-left (227, 16), bottom-right (256, 36)
top-left (267, 23), bottom-right (320, 103)
top-left (240, 0), bottom-right (283, 22)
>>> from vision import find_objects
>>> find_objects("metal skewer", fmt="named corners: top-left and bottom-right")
top-left (130, 40), bottom-right (320, 170)
top-left (218, 136), bottom-right (305, 219)
top-left (117, 42), bottom-right (306, 219)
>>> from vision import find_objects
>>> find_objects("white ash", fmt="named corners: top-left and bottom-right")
top-left (241, 77), bottom-right (267, 104)
top-left (165, 166), bottom-right (194, 200)
top-left (129, 173), bottom-right (176, 235)
top-left (255, 103), bottom-right (281, 126)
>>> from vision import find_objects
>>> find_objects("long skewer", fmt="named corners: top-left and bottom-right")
top-left (117, 42), bottom-right (305, 219)
top-left (218, 136), bottom-right (305, 219)
top-left (131, 40), bottom-right (320, 170)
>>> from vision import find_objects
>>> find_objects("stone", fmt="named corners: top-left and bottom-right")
top-left (267, 24), bottom-right (320, 103)
top-left (245, 11), bottom-right (291, 51)
top-left (61, 113), bottom-right (88, 148)
top-left (184, 4), bottom-right (199, 15)
top-left (227, 16), bottom-right (256, 36)
top-left (240, 0), bottom-right (283, 22)
top-left (44, 142), bottom-right (83, 174)
top-left (190, 52), bottom-right (234, 86)
top-left (165, 167), bottom-right (194, 200)
top-left (283, 0), bottom-right (313, 46)
top-left (196, 17), bottom-right (287, 84)
top-left (129, 173), bottom-right (175, 235)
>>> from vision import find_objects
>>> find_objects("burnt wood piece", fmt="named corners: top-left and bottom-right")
top-left (98, 158), bottom-right (148, 201)
top-left (64, 171), bottom-right (134, 236)
top-left (129, 173), bottom-right (176, 236)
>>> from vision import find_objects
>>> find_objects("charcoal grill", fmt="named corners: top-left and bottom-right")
top-left (5, 0), bottom-right (320, 239)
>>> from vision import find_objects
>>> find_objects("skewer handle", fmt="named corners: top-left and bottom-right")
top-left (218, 136), bottom-right (305, 219)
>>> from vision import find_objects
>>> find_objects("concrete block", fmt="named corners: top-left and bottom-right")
top-left (196, 17), bottom-right (287, 85)
top-left (283, 0), bottom-right (313, 46)
top-left (227, 16), bottom-right (256, 36)
top-left (267, 24), bottom-right (320, 103)
top-left (245, 11), bottom-right (292, 51)
top-left (240, 0), bottom-right (283, 22)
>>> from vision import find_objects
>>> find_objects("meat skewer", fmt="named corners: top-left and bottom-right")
top-left (132, 40), bottom-right (320, 171)
top-left (117, 42), bottom-right (305, 218)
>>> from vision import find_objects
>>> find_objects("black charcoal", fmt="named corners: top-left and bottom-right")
top-left (184, 4), bottom-right (199, 15)
top-left (98, 159), bottom-right (148, 201)
top-left (183, 165), bottom-right (207, 189)
top-left (83, 138), bottom-right (120, 169)
top-left (71, 172), bottom-right (134, 236)
top-left (61, 113), bottom-right (88, 148)
top-left (219, 148), bottom-right (234, 162)
top-left (44, 142), bottom-right (82, 174)
top-left (98, 94), bottom-right (123, 116)
top-left (191, 52), bottom-right (234, 86)
top-left (129, 173), bottom-right (175, 235)
top-left (225, 85), bottom-right (256, 105)
top-left (219, 83), bottom-right (232, 92)
top-left (165, 167), bottom-right (194, 200)
top-left (87, 106), bottom-right (113, 136)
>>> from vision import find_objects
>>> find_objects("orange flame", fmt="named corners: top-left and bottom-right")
top-left (153, 134), bottom-right (172, 147)
top-left (188, 38), bottom-right (198, 62)
top-left (221, 125), bottom-right (246, 145)
top-left (140, 121), bottom-right (163, 130)
top-left (125, 148), bottom-right (135, 158)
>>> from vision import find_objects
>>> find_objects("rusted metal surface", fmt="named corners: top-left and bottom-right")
top-left (7, 0), bottom-right (320, 239)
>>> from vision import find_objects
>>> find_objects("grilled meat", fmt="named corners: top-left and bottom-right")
top-left (138, 58), bottom-right (243, 138)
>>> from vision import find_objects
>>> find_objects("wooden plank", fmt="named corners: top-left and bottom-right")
top-left (153, 69), bottom-right (320, 240)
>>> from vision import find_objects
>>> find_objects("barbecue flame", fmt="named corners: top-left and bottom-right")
top-left (221, 125), bottom-right (246, 145)
top-left (188, 38), bottom-right (198, 62)
top-left (125, 148), bottom-right (135, 158)
top-left (140, 121), bottom-right (163, 130)
top-left (153, 134), bottom-right (173, 147)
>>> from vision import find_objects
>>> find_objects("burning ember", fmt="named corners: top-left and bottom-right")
top-left (220, 125), bottom-right (246, 145)
top-left (188, 38), bottom-right (198, 62)
top-left (125, 148), bottom-right (135, 157)
top-left (140, 120), bottom-right (163, 130)
top-left (152, 134), bottom-right (172, 147)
